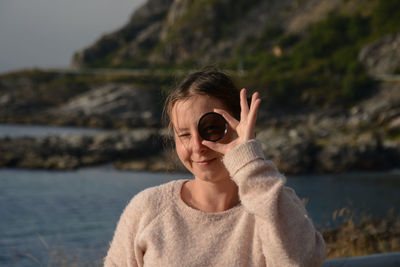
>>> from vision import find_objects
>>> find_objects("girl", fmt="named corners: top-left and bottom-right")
top-left (105, 69), bottom-right (326, 266)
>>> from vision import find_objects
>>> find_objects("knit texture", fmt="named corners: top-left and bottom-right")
top-left (104, 140), bottom-right (326, 267)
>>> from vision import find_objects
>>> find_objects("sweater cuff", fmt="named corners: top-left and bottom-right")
top-left (223, 139), bottom-right (265, 176)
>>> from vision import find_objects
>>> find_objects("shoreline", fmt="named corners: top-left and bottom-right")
top-left (0, 126), bottom-right (398, 174)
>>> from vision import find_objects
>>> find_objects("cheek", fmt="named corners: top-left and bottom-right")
top-left (175, 139), bottom-right (189, 162)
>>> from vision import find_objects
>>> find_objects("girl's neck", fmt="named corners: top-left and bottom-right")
top-left (181, 178), bottom-right (240, 213)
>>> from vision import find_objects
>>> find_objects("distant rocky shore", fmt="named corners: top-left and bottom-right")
top-left (0, 80), bottom-right (165, 129)
top-left (0, 123), bottom-right (398, 174)
top-left (0, 71), bottom-right (399, 174)
top-left (1, 79), bottom-right (399, 174)
top-left (0, 129), bottom-right (165, 170)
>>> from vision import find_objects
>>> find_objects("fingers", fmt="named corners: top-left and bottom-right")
top-left (240, 88), bottom-right (249, 119)
top-left (241, 90), bottom-right (261, 141)
top-left (251, 91), bottom-right (259, 106)
top-left (240, 89), bottom-right (261, 121)
top-left (248, 92), bottom-right (261, 127)
top-left (241, 88), bottom-right (260, 114)
top-left (201, 140), bottom-right (227, 155)
top-left (213, 108), bottom-right (239, 129)
top-left (202, 139), bottom-right (238, 155)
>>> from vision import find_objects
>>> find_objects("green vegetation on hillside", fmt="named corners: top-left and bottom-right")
top-left (111, 0), bottom-right (262, 69)
top-left (240, 13), bottom-right (374, 108)
top-left (101, 0), bottom-right (400, 110)
top-left (230, 0), bottom-right (400, 109)
top-left (371, 0), bottom-right (400, 34)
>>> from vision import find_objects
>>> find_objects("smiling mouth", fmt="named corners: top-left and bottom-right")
top-left (193, 158), bottom-right (216, 165)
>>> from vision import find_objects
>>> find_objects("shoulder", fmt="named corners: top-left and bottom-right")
top-left (121, 179), bottom-right (184, 224)
top-left (130, 180), bottom-right (178, 209)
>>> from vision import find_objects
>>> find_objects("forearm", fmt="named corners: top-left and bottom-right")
top-left (223, 140), bottom-right (326, 266)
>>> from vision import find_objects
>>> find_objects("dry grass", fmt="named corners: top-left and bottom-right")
top-left (19, 235), bottom-right (104, 267)
top-left (323, 208), bottom-right (400, 258)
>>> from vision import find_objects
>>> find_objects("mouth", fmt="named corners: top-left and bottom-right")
top-left (193, 158), bottom-right (216, 166)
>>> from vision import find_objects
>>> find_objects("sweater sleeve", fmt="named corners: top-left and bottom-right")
top-left (223, 139), bottom-right (326, 267)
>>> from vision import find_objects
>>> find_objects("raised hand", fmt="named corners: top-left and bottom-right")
top-left (202, 88), bottom-right (261, 155)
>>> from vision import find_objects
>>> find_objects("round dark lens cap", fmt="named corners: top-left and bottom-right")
top-left (198, 112), bottom-right (227, 142)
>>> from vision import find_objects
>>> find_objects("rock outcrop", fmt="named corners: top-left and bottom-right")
top-left (1, 124), bottom-right (398, 174)
top-left (0, 71), bottom-right (165, 128)
top-left (359, 33), bottom-right (400, 76)
top-left (72, 0), bottom-right (174, 67)
top-left (0, 129), bottom-right (162, 170)
top-left (255, 80), bottom-right (400, 174)
top-left (50, 83), bottom-right (162, 128)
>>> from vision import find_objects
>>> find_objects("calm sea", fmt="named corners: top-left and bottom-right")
top-left (0, 124), bottom-right (108, 138)
top-left (1, 124), bottom-right (399, 266)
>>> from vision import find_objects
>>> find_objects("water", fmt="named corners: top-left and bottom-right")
top-left (0, 124), bottom-right (108, 138)
top-left (288, 170), bottom-right (400, 228)
top-left (1, 124), bottom-right (399, 266)
top-left (0, 166), bottom-right (182, 266)
top-left (1, 167), bottom-right (399, 266)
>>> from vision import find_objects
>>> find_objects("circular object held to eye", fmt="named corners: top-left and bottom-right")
top-left (198, 112), bottom-right (227, 142)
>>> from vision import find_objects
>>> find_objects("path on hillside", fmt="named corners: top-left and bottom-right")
top-left (33, 68), bottom-right (400, 82)
top-left (39, 67), bottom-right (247, 77)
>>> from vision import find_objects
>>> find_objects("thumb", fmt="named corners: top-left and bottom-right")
top-left (201, 140), bottom-right (229, 155)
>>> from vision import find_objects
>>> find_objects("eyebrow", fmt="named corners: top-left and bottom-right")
top-left (175, 127), bottom-right (189, 132)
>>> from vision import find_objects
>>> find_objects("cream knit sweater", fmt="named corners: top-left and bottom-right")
top-left (104, 140), bottom-right (326, 266)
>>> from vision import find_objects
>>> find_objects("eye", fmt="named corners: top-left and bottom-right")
top-left (178, 133), bottom-right (191, 138)
top-left (203, 125), bottom-right (216, 134)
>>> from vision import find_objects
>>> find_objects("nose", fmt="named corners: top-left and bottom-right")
top-left (192, 132), bottom-right (206, 154)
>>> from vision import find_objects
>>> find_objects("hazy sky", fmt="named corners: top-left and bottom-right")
top-left (0, 0), bottom-right (145, 74)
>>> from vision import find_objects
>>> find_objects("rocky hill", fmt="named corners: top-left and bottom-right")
top-left (1, 0), bottom-right (400, 173)
top-left (73, 0), bottom-right (348, 67)
top-left (73, 0), bottom-right (400, 72)
top-left (72, 0), bottom-right (400, 108)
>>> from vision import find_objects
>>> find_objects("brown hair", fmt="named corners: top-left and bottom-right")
top-left (163, 68), bottom-right (241, 136)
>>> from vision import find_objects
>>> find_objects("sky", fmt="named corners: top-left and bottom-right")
top-left (0, 0), bottom-right (145, 74)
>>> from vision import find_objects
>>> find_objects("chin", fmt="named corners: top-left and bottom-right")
top-left (194, 169), bottom-right (230, 183)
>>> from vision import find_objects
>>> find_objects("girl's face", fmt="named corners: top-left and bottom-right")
top-left (171, 94), bottom-right (235, 182)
